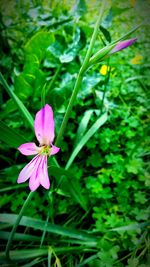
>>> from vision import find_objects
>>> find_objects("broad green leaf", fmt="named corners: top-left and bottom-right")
top-left (0, 121), bottom-right (27, 147)
top-left (0, 73), bottom-right (34, 129)
top-left (47, 36), bottom-right (66, 59)
top-left (24, 31), bottom-right (55, 61)
top-left (60, 28), bottom-right (86, 63)
top-left (14, 32), bottom-right (55, 101)
top-left (48, 73), bottom-right (76, 112)
top-left (14, 74), bottom-right (33, 99)
top-left (79, 73), bottom-right (101, 99)
top-left (66, 112), bottom-right (108, 169)
top-left (0, 214), bottom-right (97, 245)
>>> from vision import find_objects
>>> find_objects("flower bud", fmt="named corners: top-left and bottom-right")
top-left (89, 38), bottom-right (137, 66)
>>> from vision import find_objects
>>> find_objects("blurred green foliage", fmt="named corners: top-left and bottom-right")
top-left (0, 0), bottom-right (150, 266)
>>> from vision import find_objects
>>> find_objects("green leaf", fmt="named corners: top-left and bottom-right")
top-left (74, 110), bottom-right (94, 147)
top-left (48, 165), bottom-right (87, 210)
top-left (24, 31), bottom-right (55, 61)
top-left (110, 223), bottom-right (142, 232)
top-left (0, 73), bottom-right (34, 129)
top-left (0, 121), bottom-right (27, 148)
top-left (0, 214), bottom-right (97, 245)
top-left (60, 28), bottom-right (85, 63)
top-left (0, 231), bottom-right (40, 242)
top-left (100, 25), bottom-right (111, 43)
top-left (66, 112), bottom-right (107, 169)
top-left (79, 73), bottom-right (101, 99)
top-left (127, 258), bottom-right (139, 267)
top-left (14, 74), bottom-right (33, 99)
top-left (0, 247), bottom-right (96, 262)
top-left (126, 159), bottom-right (142, 174)
top-left (0, 100), bottom-right (17, 119)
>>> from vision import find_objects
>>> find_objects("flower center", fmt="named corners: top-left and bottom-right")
top-left (39, 145), bottom-right (51, 155)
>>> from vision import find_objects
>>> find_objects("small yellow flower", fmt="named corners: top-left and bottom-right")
top-left (130, 0), bottom-right (136, 7)
top-left (100, 65), bottom-right (110, 75)
top-left (130, 54), bottom-right (143, 65)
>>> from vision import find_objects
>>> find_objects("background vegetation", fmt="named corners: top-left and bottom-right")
top-left (0, 0), bottom-right (149, 266)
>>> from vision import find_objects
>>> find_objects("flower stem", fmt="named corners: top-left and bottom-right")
top-left (46, 64), bottom-right (62, 94)
top-left (55, 1), bottom-right (106, 147)
top-left (41, 65), bottom-right (61, 107)
top-left (5, 191), bottom-right (35, 259)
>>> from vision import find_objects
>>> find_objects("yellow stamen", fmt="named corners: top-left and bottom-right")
top-left (39, 145), bottom-right (51, 155)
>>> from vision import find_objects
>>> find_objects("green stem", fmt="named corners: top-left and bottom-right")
top-left (46, 64), bottom-right (61, 95)
top-left (55, 73), bottom-right (83, 147)
top-left (41, 65), bottom-right (61, 107)
top-left (5, 191), bottom-right (35, 259)
top-left (55, 1), bottom-right (106, 147)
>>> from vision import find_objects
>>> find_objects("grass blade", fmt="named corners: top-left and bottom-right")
top-left (0, 231), bottom-right (40, 242)
top-left (0, 247), bottom-right (96, 262)
top-left (66, 112), bottom-right (107, 169)
top-left (74, 110), bottom-right (94, 147)
top-left (0, 213), bottom-right (97, 245)
top-left (0, 72), bottom-right (34, 129)
top-left (48, 165), bottom-right (87, 210)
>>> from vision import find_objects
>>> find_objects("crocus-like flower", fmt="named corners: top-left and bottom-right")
top-left (17, 104), bottom-right (60, 191)
top-left (109, 38), bottom-right (137, 55)
top-left (89, 38), bottom-right (137, 65)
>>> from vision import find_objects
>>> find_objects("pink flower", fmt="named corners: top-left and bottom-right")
top-left (109, 38), bottom-right (137, 54)
top-left (89, 38), bottom-right (137, 65)
top-left (17, 104), bottom-right (60, 191)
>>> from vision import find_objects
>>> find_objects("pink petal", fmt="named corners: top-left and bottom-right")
top-left (17, 155), bottom-right (40, 183)
top-left (28, 156), bottom-right (43, 191)
top-left (18, 143), bottom-right (39, 156)
top-left (39, 156), bottom-right (50, 189)
top-left (29, 156), bottom-right (50, 191)
top-left (110, 38), bottom-right (137, 54)
top-left (29, 172), bottom-right (40, 191)
top-left (29, 176), bottom-right (40, 192)
top-left (34, 104), bottom-right (55, 146)
top-left (50, 145), bottom-right (60, 156)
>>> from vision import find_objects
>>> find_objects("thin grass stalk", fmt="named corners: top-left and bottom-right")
top-left (5, 191), bottom-right (35, 259)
